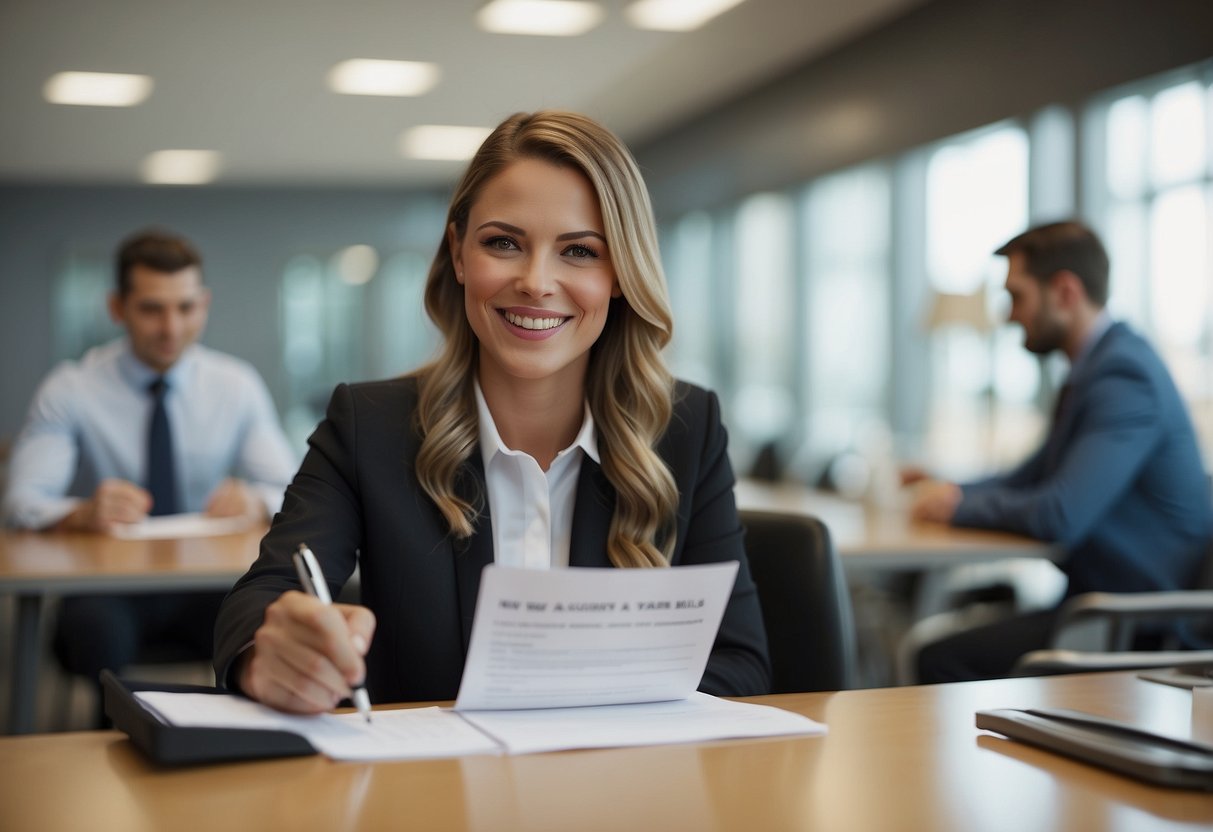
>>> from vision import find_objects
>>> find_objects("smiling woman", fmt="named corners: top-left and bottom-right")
top-left (214, 111), bottom-right (772, 714)
top-left (421, 114), bottom-right (683, 581)
top-left (450, 159), bottom-right (621, 448)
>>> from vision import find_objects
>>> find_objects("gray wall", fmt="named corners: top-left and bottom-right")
top-left (0, 186), bottom-right (446, 442)
top-left (3, 0), bottom-right (1212, 445)
top-left (634, 0), bottom-right (1213, 217)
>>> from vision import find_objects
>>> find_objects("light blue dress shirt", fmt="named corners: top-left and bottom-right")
top-left (2, 337), bottom-right (299, 529)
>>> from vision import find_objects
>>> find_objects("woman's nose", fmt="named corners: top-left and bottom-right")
top-left (516, 255), bottom-right (555, 296)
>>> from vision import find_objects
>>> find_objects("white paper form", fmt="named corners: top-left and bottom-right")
top-left (110, 512), bottom-right (257, 539)
top-left (453, 562), bottom-right (739, 711)
top-left (460, 691), bottom-right (827, 755)
top-left (134, 692), bottom-right (500, 761)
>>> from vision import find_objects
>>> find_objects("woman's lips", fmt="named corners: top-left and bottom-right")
top-left (498, 308), bottom-right (570, 340)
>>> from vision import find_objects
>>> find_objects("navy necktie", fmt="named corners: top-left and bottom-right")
top-left (147, 377), bottom-right (179, 516)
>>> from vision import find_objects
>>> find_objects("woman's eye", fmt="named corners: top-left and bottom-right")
top-left (484, 236), bottom-right (518, 251)
top-left (563, 244), bottom-right (598, 259)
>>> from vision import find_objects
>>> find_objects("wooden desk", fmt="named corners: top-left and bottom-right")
top-left (0, 528), bottom-right (264, 735)
top-left (735, 479), bottom-right (1058, 569)
top-left (0, 673), bottom-right (1208, 831)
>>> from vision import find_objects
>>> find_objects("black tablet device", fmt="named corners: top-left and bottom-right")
top-left (976, 706), bottom-right (1213, 791)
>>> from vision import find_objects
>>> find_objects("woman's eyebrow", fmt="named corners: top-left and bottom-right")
top-left (475, 221), bottom-right (606, 245)
top-left (556, 230), bottom-right (607, 243)
top-left (476, 220), bottom-right (525, 235)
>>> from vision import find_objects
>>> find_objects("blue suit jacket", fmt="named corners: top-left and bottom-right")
top-left (953, 323), bottom-right (1211, 596)
top-left (214, 376), bottom-right (771, 702)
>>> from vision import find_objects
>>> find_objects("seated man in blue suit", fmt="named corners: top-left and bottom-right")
top-left (910, 220), bottom-right (1212, 682)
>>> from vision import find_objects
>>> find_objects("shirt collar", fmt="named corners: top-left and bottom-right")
top-left (1069, 309), bottom-right (1114, 377)
top-left (474, 378), bottom-right (600, 471)
top-left (116, 338), bottom-right (198, 392)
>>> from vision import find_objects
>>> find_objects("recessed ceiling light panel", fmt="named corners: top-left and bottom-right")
top-left (327, 59), bottom-right (440, 97)
top-left (400, 125), bottom-right (495, 161)
top-left (43, 71), bottom-right (153, 107)
top-left (625, 0), bottom-right (747, 32)
top-left (477, 0), bottom-right (605, 36)
top-left (140, 150), bottom-right (221, 185)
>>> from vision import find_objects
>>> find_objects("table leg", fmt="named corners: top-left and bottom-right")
top-left (913, 567), bottom-right (954, 620)
top-left (8, 594), bottom-right (43, 734)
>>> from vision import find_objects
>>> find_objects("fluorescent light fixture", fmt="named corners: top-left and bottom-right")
top-left (477, 0), bottom-right (604, 36)
top-left (327, 59), bottom-right (440, 97)
top-left (140, 150), bottom-right (221, 185)
top-left (332, 245), bottom-right (380, 286)
top-left (43, 71), bottom-right (153, 107)
top-left (400, 125), bottom-right (495, 161)
top-left (625, 0), bottom-right (747, 31)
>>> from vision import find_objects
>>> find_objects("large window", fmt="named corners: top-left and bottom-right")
top-left (921, 122), bottom-right (1037, 478)
top-left (664, 211), bottom-right (719, 390)
top-left (730, 193), bottom-right (797, 463)
top-left (375, 251), bottom-right (438, 379)
top-left (653, 59), bottom-right (1213, 488)
top-left (800, 163), bottom-right (891, 473)
top-left (1087, 66), bottom-right (1213, 460)
top-left (280, 245), bottom-right (437, 449)
top-left (53, 250), bottom-right (120, 363)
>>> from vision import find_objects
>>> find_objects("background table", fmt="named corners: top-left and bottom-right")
top-left (0, 528), bottom-right (265, 734)
top-left (736, 479), bottom-right (1064, 685)
top-left (735, 479), bottom-right (1058, 569)
top-left (0, 672), bottom-right (1208, 831)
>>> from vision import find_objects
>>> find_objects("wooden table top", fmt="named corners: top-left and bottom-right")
top-left (735, 479), bottom-right (1058, 568)
top-left (0, 672), bottom-right (1208, 832)
top-left (0, 527), bottom-right (265, 593)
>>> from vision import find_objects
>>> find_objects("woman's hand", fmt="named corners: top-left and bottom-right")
top-left (238, 590), bottom-right (376, 714)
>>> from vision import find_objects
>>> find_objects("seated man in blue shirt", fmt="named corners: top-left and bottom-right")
top-left (909, 221), bottom-right (1212, 682)
top-left (2, 228), bottom-right (297, 719)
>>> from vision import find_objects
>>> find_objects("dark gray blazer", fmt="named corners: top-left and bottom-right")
top-left (214, 376), bottom-right (771, 702)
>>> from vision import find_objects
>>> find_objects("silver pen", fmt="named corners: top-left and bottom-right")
top-left (292, 543), bottom-right (373, 723)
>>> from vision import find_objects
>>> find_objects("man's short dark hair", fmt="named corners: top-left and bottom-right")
top-left (114, 229), bottom-right (202, 296)
top-left (995, 221), bottom-right (1109, 306)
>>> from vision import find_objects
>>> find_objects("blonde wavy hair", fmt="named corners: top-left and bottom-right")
top-left (414, 110), bottom-right (678, 568)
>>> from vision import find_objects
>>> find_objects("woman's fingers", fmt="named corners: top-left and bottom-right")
top-left (243, 591), bottom-right (371, 713)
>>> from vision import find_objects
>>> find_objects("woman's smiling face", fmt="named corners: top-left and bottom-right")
top-left (449, 157), bottom-right (620, 391)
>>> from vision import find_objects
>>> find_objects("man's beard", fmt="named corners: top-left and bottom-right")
top-left (1023, 307), bottom-right (1067, 355)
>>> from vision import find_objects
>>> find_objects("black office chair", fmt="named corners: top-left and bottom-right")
top-left (740, 509), bottom-right (858, 693)
top-left (1013, 538), bottom-right (1213, 676)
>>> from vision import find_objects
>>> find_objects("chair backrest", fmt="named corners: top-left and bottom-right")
top-left (739, 509), bottom-right (858, 693)
top-left (1195, 536), bottom-right (1213, 591)
top-left (1186, 535), bottom-right (1213, 647)
top-left (1200, 477), bottom-right (1213, 590)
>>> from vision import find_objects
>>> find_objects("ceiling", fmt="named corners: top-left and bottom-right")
top-left (0, 0), bottom-right (925, 188)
